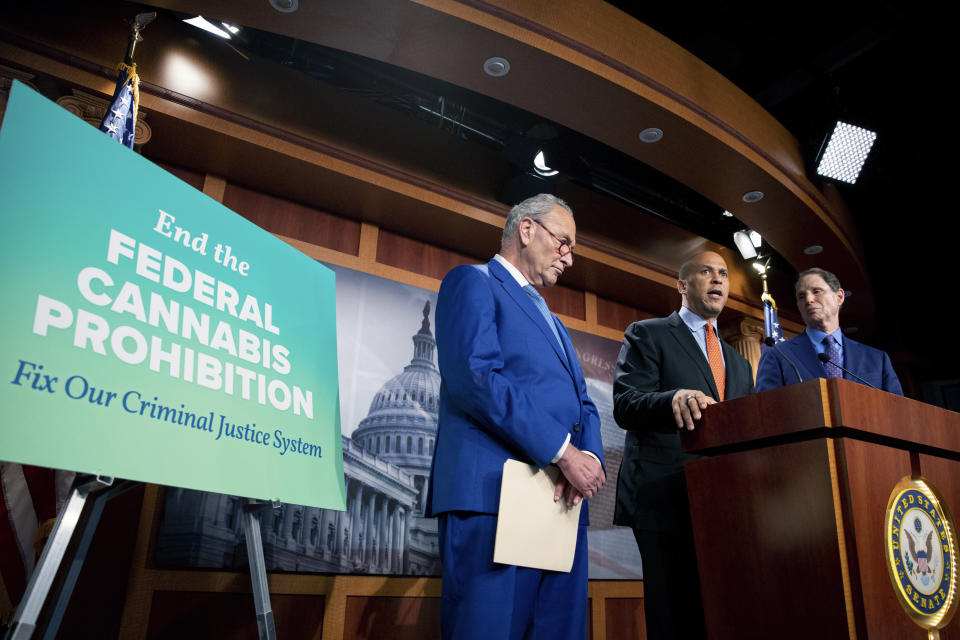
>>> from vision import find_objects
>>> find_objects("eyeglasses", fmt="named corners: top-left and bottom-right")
top-left (531, 218), bottom-right (574, 257)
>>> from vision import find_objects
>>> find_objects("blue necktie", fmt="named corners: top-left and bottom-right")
top-left (523, 284), bottom-right (565, 355)
top-left (822, 335), bottom-right (843, 378)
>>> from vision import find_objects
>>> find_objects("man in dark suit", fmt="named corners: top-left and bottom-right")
top-left (613, 250), bottom-right (754, 640)
top-left (426, 193), bottom-right (605, 640)
top-left (755, 267), bottom-right (902, 394)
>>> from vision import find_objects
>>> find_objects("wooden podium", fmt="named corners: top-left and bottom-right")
top-left (682, 378), bottom-right (960, 639)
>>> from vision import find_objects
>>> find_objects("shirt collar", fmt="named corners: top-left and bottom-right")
top-left (493, 253), bottom-right (530, 288)
top-left (806, 327), bottom-right (843, 347)
top-left (679, 305), bottom-right (712, 333)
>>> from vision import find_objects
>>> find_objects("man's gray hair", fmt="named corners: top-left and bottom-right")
top-left (796, 267), bottom-right (842, 293)
top-left (501, 193), bottom-right (573, 245)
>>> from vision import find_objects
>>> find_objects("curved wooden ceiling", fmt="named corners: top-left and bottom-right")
top-left (137, 0), bottom-right (871, 321)
top-left (1, 0), bottom-right (871, 331)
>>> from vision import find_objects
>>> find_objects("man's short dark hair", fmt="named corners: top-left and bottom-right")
top-left (796, 267), bottom-right (842, 294)
top-left (678, 258), bottom-right (697, 281)
top-left (678, 253), bottom-right (719, 281)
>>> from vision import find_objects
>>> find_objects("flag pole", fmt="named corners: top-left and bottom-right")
top-left (100, 12), bottom-right (155, 148)
top-left (123, 12), bottom-right (156, 64)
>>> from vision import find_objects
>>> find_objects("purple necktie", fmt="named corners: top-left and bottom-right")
top-left (822, 335), bottom-right (843, 378)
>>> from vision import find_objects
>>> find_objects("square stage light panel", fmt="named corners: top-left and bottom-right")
top-left (816, 121), bottom-right (877, 185)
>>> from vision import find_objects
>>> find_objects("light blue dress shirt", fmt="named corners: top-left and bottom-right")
top-left (805, 327), bottom-right (844, 366)
top-left (679, 306), bottom-right (726, 367)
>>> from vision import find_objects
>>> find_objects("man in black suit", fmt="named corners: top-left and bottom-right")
top-left (613, 250), bottom-right (754, 640)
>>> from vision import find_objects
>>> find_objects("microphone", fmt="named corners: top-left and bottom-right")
top-left (817, 352), bottom-right (878, 389)
top-left (764, 336), bottom-right (804, 383)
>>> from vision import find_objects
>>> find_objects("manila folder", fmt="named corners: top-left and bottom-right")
top-left (493, 459), bottom-right (582, 572)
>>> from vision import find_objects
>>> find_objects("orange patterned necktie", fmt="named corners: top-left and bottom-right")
top-left (705, 322), bottom-right (725, 401)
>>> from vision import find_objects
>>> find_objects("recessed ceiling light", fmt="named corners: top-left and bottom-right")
top-left (638, 128), bottom-right (663, 143)
top-left (803, 245), bottom-right (823, 255)
top-left (742, 190), bottom-right (764, 203)
top-left (483, 57), bottom-right (510, 77)
top-left (269, 0), bottom-right (298, 12)
top-left (721, 210), bottom-right (734, 217)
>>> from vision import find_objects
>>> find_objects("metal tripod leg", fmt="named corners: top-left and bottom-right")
top-left (242, 499), bottom-right (277, 640)
top-left (5, 476), bottom-right (114, 640)
top-left (41, 479), bottom-right (136, 640)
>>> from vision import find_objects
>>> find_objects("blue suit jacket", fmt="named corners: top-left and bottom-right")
top-left (426, 259), bottom-right (605, 524)
top-left (755, 332), bottom-right (903, 395)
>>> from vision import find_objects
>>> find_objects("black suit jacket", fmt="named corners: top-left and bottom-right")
top-left (613, 311), bottom-right (754, 532)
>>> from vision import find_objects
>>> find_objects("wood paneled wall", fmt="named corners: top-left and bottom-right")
top-left (0, 16), bottom-right (801, 638)
top-left (108, 163), bottom-right (648, 639)
top-left (216, 169), bottom-right (653, 341)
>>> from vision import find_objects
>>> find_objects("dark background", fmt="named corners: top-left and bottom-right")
top-left (616, 2), bottom-right (958, 396)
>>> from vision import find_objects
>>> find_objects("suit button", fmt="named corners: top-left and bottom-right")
top-left (572, 422), bottom-right (581, 432)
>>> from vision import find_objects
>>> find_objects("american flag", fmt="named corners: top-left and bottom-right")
top-left (98, 62), bottom-right (139, 149)
top-left (762, 292), bottom-right (785, 343)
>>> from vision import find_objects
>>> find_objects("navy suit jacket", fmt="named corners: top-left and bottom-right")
top-left (612, 311), bottom-right (754, 533)
top-left (426, 259), bottom-right (604, 525)
top-left (755, 332), bottom-right (903, 395)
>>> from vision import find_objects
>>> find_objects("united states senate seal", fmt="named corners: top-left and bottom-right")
top-left (884, 476), bottom-right (958, 634)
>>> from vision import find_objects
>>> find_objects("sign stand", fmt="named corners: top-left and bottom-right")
top-left (5, 484), bottom-right (283, 640)
top-left (5, 475), bottom-right (133, 640)
top-left (242, 499), bottom-right (278, 640)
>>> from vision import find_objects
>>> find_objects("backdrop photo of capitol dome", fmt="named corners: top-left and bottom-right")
top-left (155, 263), bottom-right (640, 578)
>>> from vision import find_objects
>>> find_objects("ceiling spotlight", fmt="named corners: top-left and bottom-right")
top-left (733, 229), bottom-right (761, 259)
top-left (483, 57), bottom-right (510, 77)
top-left (638, 127), bottom-right (663, 143)
top-left (721, 210), bottom-right (734, 217)
top-left (133, 12), bottom-right (157, 30)
top-left (816, 121), bottom-right (877, 185)
top-left (803, 245), bottom-right (823, 255)
top-left (533, 150), bottom-right (559, 177)
top-left (742, 190), bottom-right (764, 203)
top-left (183, 16), bottom-right (232, 39)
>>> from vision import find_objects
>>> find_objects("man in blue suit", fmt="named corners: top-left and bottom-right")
top-left (426, 193), bottom-right (605, 640)
top-left (755, 267), bottom-right (903, 394)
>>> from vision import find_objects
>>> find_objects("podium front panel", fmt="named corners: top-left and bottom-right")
top-left (687, 438), bottom-right (851, 638)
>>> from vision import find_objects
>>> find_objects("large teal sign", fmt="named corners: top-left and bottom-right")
top-left (0, 81), bottom-right (344, 510)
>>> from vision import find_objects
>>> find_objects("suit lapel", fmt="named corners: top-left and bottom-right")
top-left (666, 312), bottom-right (719, 400)
top-left (841, 337), bottom-right (863, 382)
top-left (488, 260), bottom-right (573, 376)
top-left (787, 332), bottom-right (824, 381)
top-left (720, 340), bottom-right (745, 393)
